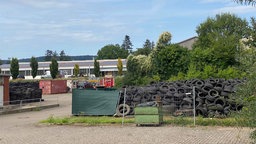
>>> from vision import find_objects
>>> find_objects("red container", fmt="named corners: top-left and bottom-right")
top-left (39, 80), bottom-right (67, 94)
top-left (99, 77), bottom-right (115, 88)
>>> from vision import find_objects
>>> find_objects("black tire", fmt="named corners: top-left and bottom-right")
top-left (204, 82), bottom-right (213, 89)
top-left (208, 89), bottom-right (219, 97)
top-left (169, 87), bottom-right (177, 94)
top-left (205, 95), bottom-right (216, 102)
top-left (223, 84), bottom-right (233, 92)
top-left (214, 98), bottom-right (226, 106)
top-left (129, 106), bottom-right (135, 115)
top-left (202, 86), bottom-right (211, 94)
top-left (197, 92), bottom-right (206, 99)
top-left (220, 91), bottom-right (230, 97)
top-left (133, 93), bottom-right (142, 102)
top-left (196, 107), bottom-right (208, 117)
top-left (177, 88), bottom-right (185, 94)
top-left (214, 83), bottom-right (223, 92)
top-left (208, 104), bottom-right (223, 111)
top-left (159, 85), bottom-right (169, 93)
top-left (183, 97), bottom-right (193, 104)
top-left (195, 80), bottom-right (205, 88)
top-left (207, 78), bottom-right (217, 86)
top-left (163, 96), bottom-right (172, 103)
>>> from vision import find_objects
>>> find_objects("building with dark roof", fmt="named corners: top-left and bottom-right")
top-left (0, 59), bottom-right (127, 79)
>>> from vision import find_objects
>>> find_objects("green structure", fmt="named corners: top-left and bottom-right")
top-left (72, 89), bottom-right (120, 116)
top-left (135, 106), bottom-right (163, 126)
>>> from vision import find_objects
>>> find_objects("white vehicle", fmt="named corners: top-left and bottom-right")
top-left (41, 71), bottom-right (52, 79)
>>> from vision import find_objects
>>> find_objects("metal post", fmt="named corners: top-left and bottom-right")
top-left (193, 86), bottom-right (196, 126)
top-left (122, 88), bottom-right (126, 126)
top-left (57, 94), bottom-right (59, 105)
top-left (20, 100), bottom-right (22, 108)
top-left (39, 98), bottom-right (42, 110)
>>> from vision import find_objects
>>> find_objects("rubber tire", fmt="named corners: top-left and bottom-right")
top-left (116, 104), bottom-right (131, 116)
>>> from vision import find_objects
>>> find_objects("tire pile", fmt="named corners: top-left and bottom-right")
top-left (117, 78), bottom-right (245, 117)
top-left (9, 82), bottom-right (42, 104)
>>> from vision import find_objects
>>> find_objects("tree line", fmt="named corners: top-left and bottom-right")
top-left (96, 35), bottom-right (154, 60)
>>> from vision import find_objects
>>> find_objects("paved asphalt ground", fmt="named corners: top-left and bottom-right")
top-left (0, 93), bottom-right (252, 144)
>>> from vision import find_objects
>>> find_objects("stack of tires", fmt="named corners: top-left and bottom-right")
top-left (116, 78), bottom-right (245, 117)
top-left (9, 81), bottom-right (43, 104)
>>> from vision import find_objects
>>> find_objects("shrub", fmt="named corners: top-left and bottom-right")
top-left (114, 76), bottom-right (124, 88)
top-left (233, 73), bottom-right (256, 142)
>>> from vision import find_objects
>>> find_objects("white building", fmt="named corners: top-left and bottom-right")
top-left (0, 59), bottom-right (127, 79)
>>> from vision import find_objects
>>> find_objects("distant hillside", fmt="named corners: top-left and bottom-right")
top-left (1, 55), bottom-right (96, 64)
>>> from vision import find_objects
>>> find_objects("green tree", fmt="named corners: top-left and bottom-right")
top-left (50, 58), bottom-right (58, 79)
top-left (45, 50), bottom-right (53, 61)
top-left (53, 51), bottom-right (58, 60)
top-left (10, 58), bottom-right (19, 79)
top-left (74, 64), bottom-right (80, 77)
top-left (234, 72), bottom-right (256, 142)
top-left (134, 39), bottom-right (154, 56)
top-left (30, 57), bottom-right (38, 79)
top-left (156, 31), bottom-right (172, 50)
top-left (59, 50), bottom-right (71, 61)
top-left (97, 44), bottom-right (129, 59)
top-left (117, 58), bottom-right (123, 76)
top-left (192, 13), bottom-right (249, 69)
top-left (154, 44), bottom-right (190, 80)
top-left (124, 55), bottom-right (152, 85)
top-left (94, 59), bottom-right (100, 77)
top-left (244, 17), bottom-right (256, 47)
top-left (121, 35), bottom-right (133, 53)
top-left (151, 31), bottom-right (173, 76)
top-left (238, 18), bottom-right (256, 72)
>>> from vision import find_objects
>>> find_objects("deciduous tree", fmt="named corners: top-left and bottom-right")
top-left (154, 44), bottom-right (189, 80)
top-left (97, 44), bottom-right (129, 59)
top-left (192, 13), bottom-right (249, 69)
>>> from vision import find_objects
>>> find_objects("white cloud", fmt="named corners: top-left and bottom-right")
top-left (19, 0), bottom-right (71, 8)
top-left (199, 0), bottom-right (230, 4)
top-left (213, 5), bottom-right (256, 14)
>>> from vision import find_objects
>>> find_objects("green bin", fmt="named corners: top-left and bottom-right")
top-left (134, 106), bottom-right (163, 126)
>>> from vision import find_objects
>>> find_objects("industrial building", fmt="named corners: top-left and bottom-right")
top-left (0, 59), bottom-right (127, 79)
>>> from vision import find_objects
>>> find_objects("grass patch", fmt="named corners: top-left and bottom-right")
top-left (41, 115), bottom-right (249, 127)
top-left (164, 116), bottom-right (245, 127)
top-left (40, 115), bottom-right (134, 125)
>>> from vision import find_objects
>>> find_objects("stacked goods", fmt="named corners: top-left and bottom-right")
top-left (117, 78), bottom-right (245, 117)
top-left (9, 81), bottom-right (42, 104)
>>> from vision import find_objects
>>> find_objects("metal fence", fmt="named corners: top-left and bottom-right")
top-left (116, 78), bottom-right (245, 126)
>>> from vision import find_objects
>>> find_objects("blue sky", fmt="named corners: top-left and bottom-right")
top-left (0, 0), bottom-right (255, 60)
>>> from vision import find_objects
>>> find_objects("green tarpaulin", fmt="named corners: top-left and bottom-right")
top-left (72, 89), bottom-right (120, 116)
